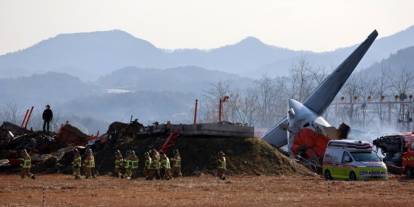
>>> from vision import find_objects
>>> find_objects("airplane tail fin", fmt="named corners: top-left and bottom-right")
top-left (262, 30), bottom-right (378, 147)
top-left (304, 30), bottom-right (378, 115)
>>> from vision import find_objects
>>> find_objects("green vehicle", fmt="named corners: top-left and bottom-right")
top-left (322, 140), bottom-right (388, 180)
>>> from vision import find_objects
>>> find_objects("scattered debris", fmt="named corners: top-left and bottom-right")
top-left (0, 120), bottom-right (312, 176)
top-left (0, 122), bottom-right (92, 173)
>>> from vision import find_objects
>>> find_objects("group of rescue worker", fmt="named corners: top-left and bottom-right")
top-left (115, 149), bottom-right (182, 180)
top-left (71, 148), bottom-right (97, 179)
top-left (17, 104), bottom-right (229, 180)
top-left (114, 149), bottom-right (140, 179)
top-left (16, 104), bottom-right (230, 180)
top-left (18, 147), bottom-right (227, 180)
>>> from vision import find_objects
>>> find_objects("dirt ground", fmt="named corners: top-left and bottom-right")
top-left (1, 174), bottom-right (414, 207)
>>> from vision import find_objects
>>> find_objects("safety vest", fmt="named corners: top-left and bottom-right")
top-left (144, 158), bottom-right (152, 169)
top-left (161, 158), bottom-right (171, 169)
top-left (172, 157), bottom-right (181, 168)
top-left (85, 156), bottom-right (95, 168)
top-left (150, 159), bottom-right (160, 170)
top-left (72, 156), bottom-right (82, 168)
top-left (218, 157), bottom-right (226, 170)
top-left (90, 157), bottom-right (95, 168)
top-left (131, 160), bottom-right (139, 169)
top-left (21, 158), bottom-right (31, 168)
top-left (115, 158), bottom-right (123, 168)
top-left (123, 160), bottom-right (130, 169)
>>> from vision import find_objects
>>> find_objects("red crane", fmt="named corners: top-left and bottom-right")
top-left (159, 129), bottom-right (181, 154)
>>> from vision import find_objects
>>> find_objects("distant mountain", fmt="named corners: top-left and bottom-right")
top-left (97, 66), bottom-right (254, 94)
top-left (0, 72), bottom-right (97, 106)
top-left (0, 30), bottom-right (166, 79)
top-left (1, 26), bottom-right (414, 80)
top-left (0, 30), bottom-right (301, 80)
top-left (362, 46), bottom-right (414, 75)
top-left (169, 37), bottom-right (305, 76)
top-left (0, 65), bottom-right (249, 126)
top-left (256, 26), bottom-right (414, 76)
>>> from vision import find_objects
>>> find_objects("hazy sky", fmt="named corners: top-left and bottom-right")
top-left (0, 0), bottom-right (413, 55)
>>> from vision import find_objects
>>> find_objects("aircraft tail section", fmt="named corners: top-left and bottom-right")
top-left (262, 30), bottom-right (378, 148)
top-left (304, 30), bottom-right (378, 115)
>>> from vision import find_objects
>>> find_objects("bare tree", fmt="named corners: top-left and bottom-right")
top-left (226, 88), bottom-right (259, 126)
top-left (201, 81), bottom-right (232, 122)
top-left (388, 68), bottom-right (414, 96)
top-left (373, 64), bottom-right (391, 121)
top-left (254, 77), bottom-right (278, 127)
top-left (0, 103), bottom-right (20, 125)
top-left (290, 58), bottom-right (313, 102)
top-left (340, 75), bottom-right (365, 123)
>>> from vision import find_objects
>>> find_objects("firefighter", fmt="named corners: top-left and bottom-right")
top-left (217, 151), bottom-right (227, 180)
top-left (42, 105), bottom-right (53, 133)
top-left (171, 150), bottom-right (182, 177)
top-left (72, 148), bottom-right (82, 179)
top-left (160, 153), bottom-right (172, 180)
top-left (130, 150), bottom-right (139, 179)
top-left (20, 149), bottom-right (35, 179)
top-left (84, 149), bottom-right (96, 179)
top-left (153, 149), bottom-right (161, 179)
top-left (124, 151), bottom-right (132, 179)
top-left (147, 149), bottom-right (160, 180)
top-left (144, 152), bottom-right (152, 179)
top-left (114, 149), bottom-right (123, 178)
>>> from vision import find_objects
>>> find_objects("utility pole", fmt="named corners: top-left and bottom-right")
top-left (193, 99), bottom-right (198, 127)
top-left (218, 96), bottom-right (229, 122)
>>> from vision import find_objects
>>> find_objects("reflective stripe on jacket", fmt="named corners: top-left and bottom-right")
top-left (150, 159), bottom-right (160, 170)
top-left (72, 156), bottom-right (82, 168)
top-left (131, 160), bottom-right (139, 169)
top-left (124, 160), bottom-right (130, 169)
top-left (115, 159), bottom-right (123, 168)
top-left (218, 157), bottom-right (226, 170)
top-left (144, 158), bottom-right (152, 169)
top-left (161, 158), bottom-right (171, 169)
top-left (21, 158), bottom-right (31, 168)
top-left (85, 156), bottom-right (95, 168)
top-left (172, 157), bottom-right (181, 168)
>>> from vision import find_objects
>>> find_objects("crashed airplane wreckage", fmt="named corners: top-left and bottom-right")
top-left (262, 30), bottom-right (378, 171)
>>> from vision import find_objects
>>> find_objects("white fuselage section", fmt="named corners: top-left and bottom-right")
top-left (287, 99), bottom-right (332, 153)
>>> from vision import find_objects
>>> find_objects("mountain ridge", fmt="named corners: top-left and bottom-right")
top-left (0, 26), bottom-right (414, 80)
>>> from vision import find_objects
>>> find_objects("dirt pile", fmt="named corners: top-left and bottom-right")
top-left (96, 122), bottom-right (312, 176)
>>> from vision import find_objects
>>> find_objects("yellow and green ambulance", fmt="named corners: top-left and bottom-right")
top-left (322, 140), bottom-right (388, 180)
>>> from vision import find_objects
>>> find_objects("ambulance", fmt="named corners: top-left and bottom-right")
top-left (322, 140), bottom-right (387, 180)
